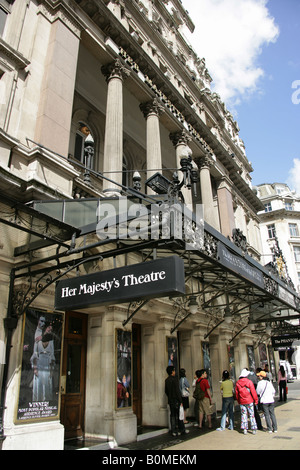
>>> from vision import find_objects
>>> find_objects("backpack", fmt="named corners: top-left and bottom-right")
top-left (193, 379), bottom-right (205, 400)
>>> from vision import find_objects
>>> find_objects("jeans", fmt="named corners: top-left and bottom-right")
top-left (262, 402), bottom-right (277, 431)
top-left (169, 402), bottom-right (185, 435)
top-left (219, 397), bottom-right (234, 429)
top-left (279, 380), bottom-right (287, 401)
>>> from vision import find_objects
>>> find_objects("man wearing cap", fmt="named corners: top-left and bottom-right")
top-left (235, 369), bottom-right (258, 434)
top-left (256, 370), bottom-right (277, 433)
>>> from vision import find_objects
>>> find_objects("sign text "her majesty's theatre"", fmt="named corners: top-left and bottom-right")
top-left (55, 256), bottom-right (185, 310)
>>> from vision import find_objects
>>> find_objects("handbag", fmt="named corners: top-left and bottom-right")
top-left (180, 377), bottom-right (190, 397)
top-left (179, 404), bottom-right (184, 421)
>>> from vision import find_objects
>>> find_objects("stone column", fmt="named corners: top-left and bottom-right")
top-left (217, 176), bottom-right (236, 239)
top-left (85, 307), bottom-right (137, 445)
top-left (101, 59), bottom-right (130, 194)
top-left (34, 18), bottom-right (81, 157)
top-left (197, 156), bottom-right (217, 228)
top-left (142, 315), bottom-right (173, 427)
top-left (140, 98), bottom-right (164, 193)
top-left (169, 130), bottom-right (193, 206)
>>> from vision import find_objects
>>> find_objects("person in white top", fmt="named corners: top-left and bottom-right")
top-left (256, 371), bottom-right (277, 433)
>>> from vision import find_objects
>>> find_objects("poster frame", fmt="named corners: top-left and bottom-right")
top-left (15, 309), bottom-right (64, 424)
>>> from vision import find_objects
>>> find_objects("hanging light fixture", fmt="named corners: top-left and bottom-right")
top-left (265, 323), bottom-right (272, 335)
top-left (188, 295), bottom-right (198, 314)
top-left (223, 306), bottom-right (232, 324)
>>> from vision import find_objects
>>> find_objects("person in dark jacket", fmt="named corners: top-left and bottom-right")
top-left (165, 366), bottom-right (188, 437)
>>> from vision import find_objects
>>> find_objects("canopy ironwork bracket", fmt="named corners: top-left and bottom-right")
top-left (170, 311), bottom-right (192, 334)
top-left (123, 300), bottom-right (149, 327)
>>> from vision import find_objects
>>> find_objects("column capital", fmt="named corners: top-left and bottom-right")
top-left (169, 129), bottom-right (191, 147)
top-left (216, 174), bottom-right (233, 191)
top-left (101, 58), bottom-right (130, 83)
top-left (195, 155), bottom-right (213, 170)
top-left (139, 98), bottom-right (165, 118)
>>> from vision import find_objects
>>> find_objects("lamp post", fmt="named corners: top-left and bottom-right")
top-left (145, 155), bottom-right (199, 202)
top-left (83, 134), bottom-right (94, 184)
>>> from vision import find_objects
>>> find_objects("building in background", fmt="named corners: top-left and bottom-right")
top-left (257, 182), bottom-right (300, 378)
top-left (0, 0), bottom-right (299, 449)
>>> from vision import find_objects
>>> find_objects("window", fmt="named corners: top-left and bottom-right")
top-left (0, 0), bottom-right (14, 37)
top-left (74, 123), bottom-right (94, 168)
top-left (285, 202), bottom-right (293, 211)
top-left (264, 202), bottom-right (272, 212)
top-left (289, 223), bottom-right (299, 237)
top-left (0, 7), bottom-right (8, 36)
top-left (294, 246), bottom-right (300, 262)
top-left (267, 224), bottom-right (276, 239)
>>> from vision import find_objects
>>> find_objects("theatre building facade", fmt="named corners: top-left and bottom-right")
top-left (0, 0), bottom-right (299, 449)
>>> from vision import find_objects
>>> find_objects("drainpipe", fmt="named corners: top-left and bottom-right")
top-left (0, 268), bottom-right (18, 448)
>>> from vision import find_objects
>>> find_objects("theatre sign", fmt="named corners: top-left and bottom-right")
top-left (55, 256), bottom-right (185, 310)
top-left (272, 334), bottom-right (300, 350)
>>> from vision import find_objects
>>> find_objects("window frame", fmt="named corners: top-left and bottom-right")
top-left (294, 246), bottom-right (300, 263)
top-left (289, 223), bottom-right (299, 237)
top-left (267, 223), bottom-right (276, 239)
top-left (264, 202), bottom-right (272, 212)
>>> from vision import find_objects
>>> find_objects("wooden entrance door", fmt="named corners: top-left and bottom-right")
top-left (132, 323), bottom-right (142, 425)
top-left (60, 312), bottom-right (87, 439)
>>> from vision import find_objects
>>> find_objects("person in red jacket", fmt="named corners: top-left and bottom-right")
top-left (235, 369), bottom-right (258, 435)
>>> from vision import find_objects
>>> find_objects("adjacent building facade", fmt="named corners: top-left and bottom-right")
top-left (0, 0), bottom-right (299, 450)
top-left (257, 182), bottom-right (300, 377)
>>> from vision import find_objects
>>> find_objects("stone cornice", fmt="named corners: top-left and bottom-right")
top-left (0, 38), bottom-right (30, 69)
top-left (37, 0), bottom-right (87, 37)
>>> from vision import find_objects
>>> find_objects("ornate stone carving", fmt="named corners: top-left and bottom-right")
top-left (101, 58), bottom-right (130, 82)
top-left (195, 155), bottom-right (212, 170)
top-left (169, 129), bottom-right (191, 148)
top-left (139, 98), bottom-right (165, 118)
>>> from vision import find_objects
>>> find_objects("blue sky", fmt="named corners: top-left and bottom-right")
top-left (182, 0), bottom-right (300, 192)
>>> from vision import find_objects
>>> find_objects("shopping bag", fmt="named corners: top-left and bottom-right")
top-left (179, 404), bottom-right (184, 421)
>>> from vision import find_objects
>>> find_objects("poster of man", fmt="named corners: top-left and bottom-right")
top-left (116, 329), bottom-right (132, 408)
top-left (17, 309), bottom-right (63, 422)
top-left (167, 337), bottom-right (178, 375)
top-left (247, 345), bottom-right (256, 372)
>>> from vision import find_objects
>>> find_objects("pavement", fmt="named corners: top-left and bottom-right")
top-left (165, 398), bottom-right (300, 451)
top-left (66, 380), bottom-right (300, 451)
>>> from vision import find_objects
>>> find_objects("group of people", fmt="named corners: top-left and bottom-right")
top-left (165, 366), bottom-right (213, 437)
top-left (218, 365), bottom-right (287, 434)
top-left (165, 363), bottom-right (288, 437)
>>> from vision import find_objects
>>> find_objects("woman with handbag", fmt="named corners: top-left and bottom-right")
top-left (256, 370), bottom-right (277, 433)
top-left (179, 368), bottom-right (190, 424)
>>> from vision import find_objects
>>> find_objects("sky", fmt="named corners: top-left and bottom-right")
top-left (181, 0), bottom-right (300, 193)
